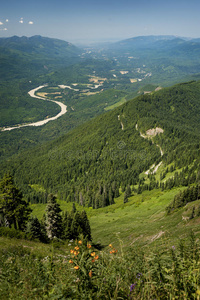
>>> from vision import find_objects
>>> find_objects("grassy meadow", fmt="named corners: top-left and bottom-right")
top-left (30, 186), bottom-right (200, 250)
top-left (1, 186), bottom-right (200, 299)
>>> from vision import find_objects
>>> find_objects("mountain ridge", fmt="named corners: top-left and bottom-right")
top-left (0, 35), bottom-right (82, 82)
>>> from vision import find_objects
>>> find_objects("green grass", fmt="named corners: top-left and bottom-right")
top-left (1, 228), bottom-right (200, 299)
top-left (2, 185), bottom-right (200, 299)
top-left (104, 96), bottom-right (127, 111)
top-left (31, 186), bottom-right (200, 251)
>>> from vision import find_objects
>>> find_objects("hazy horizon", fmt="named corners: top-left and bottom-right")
top-left (1, 0), bottom-right (200, 45)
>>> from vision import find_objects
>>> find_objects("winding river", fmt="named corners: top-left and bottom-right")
top-left (1, 85), bottom-right (67, 131)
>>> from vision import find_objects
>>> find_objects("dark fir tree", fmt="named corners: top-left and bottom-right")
top-left (72, 202), bottom-right (76, 214)
top-left (70, 211), bottom-right (81, 240)
top-left (124, 193), bottom-right (128, 204)
top-left (26, 216), bottom-right (42, 240)
top-left (125, 185), bottom-right (132, 198)
top-left (196, 205), bottom-right (200, 217)
top-left (189, 206), bottom-right (195, 220)
top-left (0, 174), bottom-right (32, 230)
top-left (45, 194), bottom-right (63, 239)
top-left (63, 211), bottom-right (73, 240)
top-left (80, 210), bottom-right (92, 241)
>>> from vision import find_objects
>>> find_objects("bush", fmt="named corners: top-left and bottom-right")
top-left (0, 227), bottom-right (26, 239)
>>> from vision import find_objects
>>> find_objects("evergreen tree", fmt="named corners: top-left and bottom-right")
top-left (72, 202), bottom-right (76, 214)
top-left (124, 193), bottom-right (128, 203)
top-left (189, 206), bottom-right (195, 220)
top-left (63, 211), bottom-right (73, 240)
top-left (125, 185), bottom-right (132, 197)
top-left (80, 210), bottom-right (92, 241)
top-left (26, 216), bottom-right (42, 240)
top-left (45, 194), bottom-right (63, 239)
top-left (70, 211), bottom-right (80, 240)
top-left (0, 174), bottom-right (32, 230)
top-left (109, 187), bottom-right (115, 205)
top-left (196, 205), bottom-right (200, 217)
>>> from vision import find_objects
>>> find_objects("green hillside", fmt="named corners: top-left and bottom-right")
top-left (1, 80), bottom-right (199, 207)
top-left (0, 35), bottom-right (82, 82)
top-left (1, 78), bottom-right (200, 299)
top-left (1, 36), bottom-right (200, 298)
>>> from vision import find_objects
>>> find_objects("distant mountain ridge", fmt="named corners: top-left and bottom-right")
top-left (108, 35), bottom-right (200, 53)
top-left (0, 35), bottom-right (82, 82)
top-left (0, 35), bottom-right (81, 57)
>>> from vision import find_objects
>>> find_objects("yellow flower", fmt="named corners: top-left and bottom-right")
top-left (95, 255), bottom-right (99, 260)
top-left (74, 266), bottom-right (79, 270)
top-left (70, 249), bottom-right (74, 254)
top-left (109, 244), bottom-right (112, 248)
top-left (87, 243), bottom-right (92, 249)
top-left (69, 259), bottom-right (73, 264)
top-left (74, 246), bottom-right (79, 251)
top-left (91, 252), bottom-right (96, 257)
top-left (78, 240), bottom-right (82, 245)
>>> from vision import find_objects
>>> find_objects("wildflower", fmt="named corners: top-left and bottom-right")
top-left (136, 273), bottom-right (142, 279)
top-left (74, 246), bottom-right (80, 251)
top-left (74, 266), bottom-right (79, 270)
top-left (91, 252), bottom-right (96, 257)
top-left (92, 259), bottom-right (95, 263)
top-left (110, 249), bottom-right (117, 254)
top-left (87, 243), bottom-right (92, 249)
top-left (95, 255), bottom-right (99, 260)
top-left (78, 240), bottom-right (82, 245)
top-left (69, 259), bottom-right (73, 264)
top-left (89, 270), bottom-right (92, 278)
top-left (70, 249), bottom-right (74, 254)
top-left (109, 244), bottom-right (112, 248)
top-left (130, 283), bottom-right (136, 292)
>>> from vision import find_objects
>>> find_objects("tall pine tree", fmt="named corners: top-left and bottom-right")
top-left (0, 174), bottom-right (32, 230)
top-left (45, 194), bottom-right (63, 239)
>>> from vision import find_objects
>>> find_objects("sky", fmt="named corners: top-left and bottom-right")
top-left (0, 0), bottom-right (200, 45)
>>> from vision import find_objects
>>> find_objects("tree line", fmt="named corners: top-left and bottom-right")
top-left (0, 174), bottom-right (92, 242)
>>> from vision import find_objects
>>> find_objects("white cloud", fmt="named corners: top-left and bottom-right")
top-left (0, 22), bottom-right (3, 25)
top-left (5, 19), bottom-right (9, 22)
top-left (19, 20), bottom-right (23, 24)
top-left (0, 28), bottom-right (7, 31)
top-left (28, 21), bottom-right (34, 25)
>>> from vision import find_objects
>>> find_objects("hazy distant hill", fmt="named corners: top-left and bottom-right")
top-left (106, 35), bottom-right (199, 54)
top-left (0, 35), bottom-right (81, 57)
top-left (112, 35), bottom-right (177, 49)
top-left (0, 35), bottom-right (82, 81)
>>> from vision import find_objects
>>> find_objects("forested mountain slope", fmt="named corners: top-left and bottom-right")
top-left (1, 80), bottom-right (200, 206)
top-left (0, 35), bottom-right (82, 81)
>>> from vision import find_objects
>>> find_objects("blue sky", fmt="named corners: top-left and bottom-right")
top-left (0, 0), bottom-right (200, 44)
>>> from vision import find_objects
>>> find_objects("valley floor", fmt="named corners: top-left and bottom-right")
top-left (1, 85), bottom-right (67, 131)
